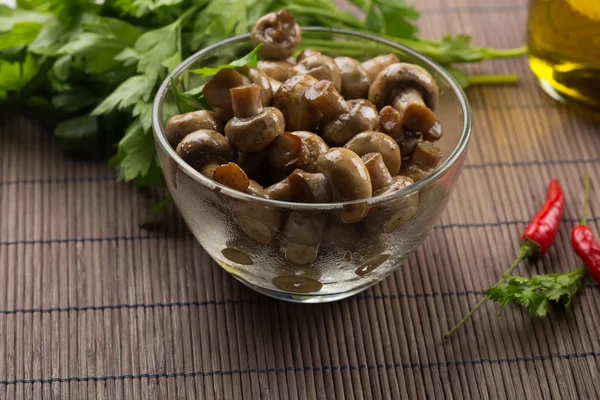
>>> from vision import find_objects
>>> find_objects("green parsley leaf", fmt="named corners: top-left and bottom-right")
top-left (52, 88), bottom-right (101, 112)
top-left (54, 114), bottom-right (102, 159)
top-left (439, 34), bottom-right (482, 63)
top-left (190, 43), bottom-right (263, 77)
top-left (0, 4), bottom-right (48, 32)
top-left (0, 22), bottom-right (42, 51)
top-left (485, 267), bottom-right (587, 318)
top-left (0, 53), bottom-right (38, 92)
top-left (92, 75), bottom-right (155, 115)
top-left (109, 120), bottom-right (161, 184)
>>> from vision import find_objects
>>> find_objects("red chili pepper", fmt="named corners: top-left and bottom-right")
top-left (445, 179), bottom-right (564, 337)
top-left (519, 179), bottom-right (565, 261)
top-left (571, 173), bottom-right (600, 283)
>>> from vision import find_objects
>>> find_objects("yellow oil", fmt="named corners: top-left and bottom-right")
top-left (527, 0), bottom-right (600, 107)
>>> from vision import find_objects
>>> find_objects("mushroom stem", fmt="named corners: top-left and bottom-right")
top-left (304, 80), bottom-right (348, 121)
top-left (392, 88), bottom-right (438, 133)
top-left (362, 153), bottom-right (393, 192)
top-left (378, 106), bottom-right (403, 141)
top-left (231, 84), bottom-right (263, 118)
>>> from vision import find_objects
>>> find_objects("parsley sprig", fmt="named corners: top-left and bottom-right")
top-left (486, 267), bottom-right (587, 318)
top-left (0, 0), bottom-right (526, 186)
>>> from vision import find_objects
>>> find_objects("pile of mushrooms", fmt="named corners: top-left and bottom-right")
top-left (166, 10), bottom-right (444, 224)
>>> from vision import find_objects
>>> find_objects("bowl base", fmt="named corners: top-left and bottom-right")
top-left (233, 276), bottom-right (372, 303)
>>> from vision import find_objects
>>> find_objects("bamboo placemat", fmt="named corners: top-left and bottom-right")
top-left (2, 0), bottom-right (600, 398)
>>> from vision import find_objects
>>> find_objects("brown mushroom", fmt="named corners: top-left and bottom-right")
top-left (316, 148), bottom-right (372, 223)
top-left (334, 56), bottom-right (370, 99)
top-left (365, 175), bottom-right (419, 234)
top-left (165, 110), bottom-right (223, 148)
top-left (296, 48), bottom-right (321, 62)
top-left (176, 129), bottom-right (232, 173)
top-left (257, 60), bottom-right (296, 82)
top-left (344, 131), bottom-right (402, 176)
top-left (287, 131), bottom-right (329, 172)
top-left (288, 169), bottom-right (333, 203)
top-left (267, 132), bottom-right (310, 173)
top-left (251, 11), bottom-right (301, 60)
top-left (199, 161), bottom-right (220, 179)
top-left (264, 177), bottom-right (294, 202)
top-left (413, 141), bottom-right (443, 170)
top-left (399, 161), bottom-right (429, 182)
top-left (225, 84), bottom-right (285, 152)
top-left (202, 69), bottom-right (249, 114)
top-left (304, 80), bottom-right (379, 146)
top-left (361, 53), bottom-right (399, 83)
top-left (244, 67), bottom-right (273, 106)
top-left (361, 153), bottom-right (392, 192)
top-left (296, 54), bottom-right (342, 92)
top-left (281, 212), bottom-right (325, 265)
top-left (213, 162), bottom-right (250, 192)
top-left (272, 74), bottom-right (320, 131)
top-left (368, 63), bottom-right (439, 133)
top-left (378, 106), bottom-right (403, 141)
top-left (246, 179), bottom-right (268, 197)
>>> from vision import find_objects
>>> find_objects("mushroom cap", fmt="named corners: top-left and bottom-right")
top-left (225, 107), bottom-right (285, 153)
top-left (334, 56), bottom-right (370, 100)
top-left (213, 162), bottom-right (250, 192)
top-left (202, 69), bottom-right (249, 111)
top-left (288, 131), bottom-right (329, 172)
top-left (296, 54), bottom-right (342, 92)
top-left (257, 60), bottom-right (296, 82)
top-left (361, 53), bottom-right (400, 83)
top-left (165, 110), bottom-right (223, 148)
top-left (368, 63), bottom-right (439, 111)
top-left (344, 131), bottom-right (402, 176)
top-left (316, 148), bottom-right (372, 220)
top-left (272, 74), bottom-right (320, 131)
top-left (176, 129), bottom-right (232, 172)
top-left (251, 11), bottom-right (301, 60)
top-left (361, 152), bottom-right (393, 192)
top-left (321, 99), bottom-right (379, 146)
top-left (296, 48), bottom-right (321, 62)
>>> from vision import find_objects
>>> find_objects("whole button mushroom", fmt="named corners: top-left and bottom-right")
top-left (176, 129), bottom-right (232, 173)
top-left (165, 110), bottom-right (223, 148)
top-left (304, 80), bottom-right (379, 146)
top-left (334, 56), bottom-right (370, 99)
top-left (257, 60), bottom-right (296, 82)
top-left (273, 74), bottom-right (320, 131)
top-left (368, 63), bottom-right (440, 133)
top-left (316, 148), bottom-right (372, 223)
top-left (251, 11), bottom-right (301, 60)
top-left (296, 54), bottom-right (342, 92)
top-left (202, 69), bottom-right (249, 117)
top-left (361, 53), bottom-right (399, 83)
top-left (287, 131), bottom-right (329, 172)
top-left (225, 84), bottom-right (285, 153)
top-left (344, 131), bottom-right (402, 176)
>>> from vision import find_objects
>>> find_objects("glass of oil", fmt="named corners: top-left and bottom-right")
top-left (528, 0), bottom-right (600, 107)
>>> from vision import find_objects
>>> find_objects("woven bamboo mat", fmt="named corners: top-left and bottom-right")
top-left (2, 0), bottom-right (600, 398)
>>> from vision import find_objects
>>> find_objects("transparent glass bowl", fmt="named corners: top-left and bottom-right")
top-left (152, 28), bottom-right (471, 303)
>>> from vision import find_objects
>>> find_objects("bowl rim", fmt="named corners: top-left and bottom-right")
top-left (152, 27), bottom-right (472, 210)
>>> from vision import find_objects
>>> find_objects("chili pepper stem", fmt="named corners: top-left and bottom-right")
top-left (444, 246), bottom-right (532, 337)
top-left (581, 172), bottom-right (590, 226)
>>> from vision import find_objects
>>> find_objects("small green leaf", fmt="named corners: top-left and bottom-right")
top-left (0, 53), bottom-right (38, 92)
top-left (0, 4), bottom-right (48, 32)
top-left (54, 114), bottom-right (103, 159)
top-left (92, 75), bottom-right (155, 115)
top-left (190, 43), bottom-right (262, 77)
top-left (109, 120), bottom-right (158, 183)
top-left (0, 21), bottom-right (42, 51)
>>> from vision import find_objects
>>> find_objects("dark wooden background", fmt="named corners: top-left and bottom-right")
top-left (2, 0), bottom-right (600, 398)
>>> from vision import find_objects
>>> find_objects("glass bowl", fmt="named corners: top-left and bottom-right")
top-left (152, 28), bottom-right (471, 303)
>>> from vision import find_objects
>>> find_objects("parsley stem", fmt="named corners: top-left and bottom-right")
top-left (286, 5), bottom-right (363, 29)
top-left (480, 45), bottom-right (528, 59)
top-left (466, 74), bottom-right (520, 86)
top-left (445, 246), bottom-right (531, 337)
